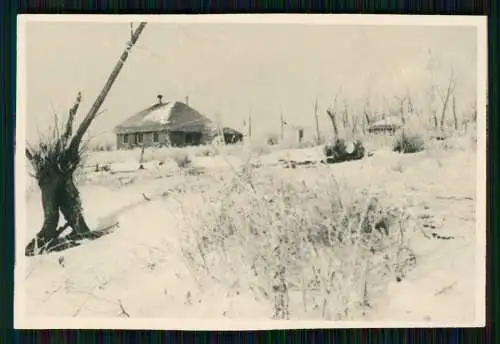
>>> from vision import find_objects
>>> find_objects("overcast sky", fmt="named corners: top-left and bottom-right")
top-left (23, 20), bottom-right (478, 143)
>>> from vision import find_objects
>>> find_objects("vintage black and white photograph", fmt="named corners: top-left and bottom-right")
top-left (15, 14), bottom-right (486, 329)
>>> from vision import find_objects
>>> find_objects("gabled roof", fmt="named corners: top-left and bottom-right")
top-left (115, 100), bottom-right (216, 134)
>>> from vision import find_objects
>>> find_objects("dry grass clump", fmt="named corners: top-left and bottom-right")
top-left (392, 130), bottom-right (426, 154)
top-left (178, 167), bottom-right (414, 320)
top-left (199, 146), bottom-right (216, 157)
top-left (425, 129), bottom-right (477, 153)
top-left (170, 151), bottom-right (192, 168)
top-left (323, 138), bottom-right (366, 163)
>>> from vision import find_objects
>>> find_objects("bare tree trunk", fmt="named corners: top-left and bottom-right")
top-left (432, 110), bottom-right (438, 128)
top-left (342, 109), bottom-right (349, 129)
top-left (352, 115), bottom-right (358, 136)
top-left (25, 177), bottom-right (61, 255)
top-left (439, 73), bottom-right (456, 131)
top-left (58, 176), bottom-right (91, 238)
top-left (326, 109), bottom-right (338, 136)
top-left (363, 111), bottom-right (371, 127)
top-left (25, 174), bottom-right (92, 256)
top-left (313, 97), bottom-right (321, 145)
top-left (452, 93), bottom-right (458, 131)
top-left (400, 99), bottom-right (406, 125)
top-left (439, 96), bottom-right (451, 130)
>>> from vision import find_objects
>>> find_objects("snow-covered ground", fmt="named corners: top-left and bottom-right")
top-left (16, 138), bottom-right (484, 328)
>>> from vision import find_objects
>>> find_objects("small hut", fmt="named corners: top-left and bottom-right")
top-left (367, 116), bottom-right (404, 135)
top-left (218, 127), bottom-right (244, 144)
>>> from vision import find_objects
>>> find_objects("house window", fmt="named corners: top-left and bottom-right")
top-left (123, 134), bottom-right (128, 144)
top-left (153, 132), bottom-right (159, 143)
top-left (136, 133), bottom-right (143, 144)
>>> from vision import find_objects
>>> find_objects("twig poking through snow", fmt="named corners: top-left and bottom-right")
top-left (118, 299), bottom-right (131, 317)
top-left (434, 282), bottom-right (457, 296)
top-left (435, 195), bottom-right (474, 201)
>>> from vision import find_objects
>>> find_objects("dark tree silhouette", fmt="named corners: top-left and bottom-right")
top-left (25, 22), bottom-right (147, 256)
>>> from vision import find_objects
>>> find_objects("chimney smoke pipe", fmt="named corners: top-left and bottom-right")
top-left (157, 94), bottom-right (163, 104)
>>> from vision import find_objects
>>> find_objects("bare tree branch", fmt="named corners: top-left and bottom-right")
top-left (118, 299), bottom-right (131, 317)
top-left (395, 94), bottom-right (408, 103)
top-left (362, 94), bottom-right (372, 128)
top-left (363, 110), bottom-right (371, 127)
top-left (95, 108), bottom-right (108, 118)
top-left (342, 100), bottom-right (349, 129)
top-left (395, 94), bottom-right (408, 125)
top-left (325, 87), bottom-right (343, 136)
top-left (68, 22), bottom-right (147, 155)
top-left (313, 95), bottom-right (321, 144)
top-left (61, 91), bottom-right (82, 146)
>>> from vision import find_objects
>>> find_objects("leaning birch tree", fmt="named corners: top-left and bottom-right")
top-left (24, 22), bottom-right (147, 256)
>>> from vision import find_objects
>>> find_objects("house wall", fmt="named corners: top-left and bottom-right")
top-left (168, 131), bottom-right (212, 147)
top-left (116, 131), bottom-right (170, 149)
top-left (168, 132), bottom-right (186, 147)
top-left (367, 127), bottom-right (398, 135)
top-left (116, 130), bottom-right (213, 149)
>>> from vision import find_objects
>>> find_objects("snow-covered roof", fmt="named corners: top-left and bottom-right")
top-left (368, 116), bottom-right (404, 130)
top-left (115, 100), bottom-right (214, 134)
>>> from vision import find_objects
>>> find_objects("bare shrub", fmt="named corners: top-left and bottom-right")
top-left (323, 138), bottom-right (366, 163)
top-left (392, 130), bottom-right (425, 154)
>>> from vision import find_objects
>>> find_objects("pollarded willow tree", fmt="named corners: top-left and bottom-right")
top-left (25, 22), bottom-right (147, 256)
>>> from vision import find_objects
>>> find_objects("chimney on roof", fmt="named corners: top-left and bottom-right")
top-left (157, 94), bottom-right (163, 104)
top-left (185, 95), bottom-right (189, 106)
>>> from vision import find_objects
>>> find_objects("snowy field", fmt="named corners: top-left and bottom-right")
top-left (18, 135), bottom-right (482, 327)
